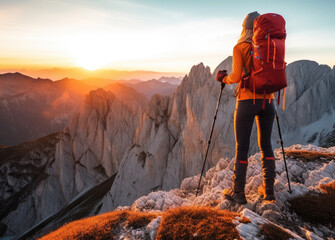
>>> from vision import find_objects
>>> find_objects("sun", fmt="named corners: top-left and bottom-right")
top-left (68, 35), bottom-right (111, 71)
top-left (72, 46), bottom-right (109, 71)
top-left (75, 52), bottom-right (107, 71)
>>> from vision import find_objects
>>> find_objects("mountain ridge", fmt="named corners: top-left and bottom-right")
top-left (1, 58), bottom-right (335, 239)
top-left (0, 68), bottom-right (184, 82)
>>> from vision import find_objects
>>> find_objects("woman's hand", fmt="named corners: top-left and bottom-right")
top-left (215, 70), bottom-right (227, 82)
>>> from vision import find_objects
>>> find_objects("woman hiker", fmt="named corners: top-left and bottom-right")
top-left (216, 11), bottom-right (276, 204)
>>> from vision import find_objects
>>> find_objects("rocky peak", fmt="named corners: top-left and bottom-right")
top-left (286, 60), bottom-right (332, 102)
top-left (168, 63), bottom-right (212, 137)
top-left (82, 88), bottom-right (116, 120)
top-left (280, 60), bottom-right (335, 132)
top-left (0, 72), bottom-right (32, 79)
top-left (180, 62), bottom-right (211, 93)
top-left (56, 87), bottom-right (141, 202)
top-left (144, 94), bottom-right (171, 125)
top-left (188, 63), bottom-right (210, 83)
top-left (104, 82), bottom-right (148, 109)
top-left (0, 72), bottom-right (51, 98)
top-left (0, 72), bottom-right (52, 86)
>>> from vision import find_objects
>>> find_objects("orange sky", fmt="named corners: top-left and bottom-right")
top-left (0, 0), bottom-right (334, 76)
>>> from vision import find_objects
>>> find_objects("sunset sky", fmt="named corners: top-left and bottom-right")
top-left (0, 0), bottom-right (334, 73)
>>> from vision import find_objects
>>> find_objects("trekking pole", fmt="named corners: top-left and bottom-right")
top-left (196, 81), bottom-right (225, 197)
top-left (275, 110), bottom-right (292, 194)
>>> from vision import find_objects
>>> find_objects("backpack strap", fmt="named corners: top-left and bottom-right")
top-left (243, 66), bottom-right (249, 77)
top-left (267, 32), bottom-right (271, 63)
top-left (236, 43), bottom-right (252, 97)
top-left (277, 88), bottom-right (286, 110)
top-left (282, 88), bottom-right (286, 110)
top-left (242, 43), bottom-right (252, 78)
top-left (236, 66), bottom-right (250, 97)
top-left (262, 90), bottom-right (266, 109)
top-left (272, 39), bottom-right (277, 69)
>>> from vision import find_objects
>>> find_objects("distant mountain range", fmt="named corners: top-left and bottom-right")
top-left (0, 73), bottom-right (181, 145)
top-left (0, 67), bottom-right (184, 82)
top-left (84, 76), bottom-right (182, 98)
top-left (155, 76), bottom-right (183, 85)
top-left (120, 76), bottom-right (182, 85)
top-left (120, 79), bottom-right (180, 98)
top-left (0, 73), bottom-right (94, 146)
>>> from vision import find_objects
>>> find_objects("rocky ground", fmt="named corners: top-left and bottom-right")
top-left (116, 144), bottom-right (335, 240)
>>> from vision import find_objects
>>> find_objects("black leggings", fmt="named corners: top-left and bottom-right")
top-left (234, 99), bottom-right (275, 162)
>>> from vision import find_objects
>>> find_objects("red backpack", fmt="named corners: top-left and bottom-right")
top-left (243, 13), bottom-right (287, 109)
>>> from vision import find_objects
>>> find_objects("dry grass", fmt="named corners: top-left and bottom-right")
top-left (39, 210), bottom-right (157, 240)
top-left (40, 207), bottom-right (248, 240)
top-left (289, 181), bottom-right (335, 224)
top-left (39, 210), bottom-right (128, 240)
top-left (260, 223), bottom-right (293, 240)
top-left (286, 150), bottom-right (335, 161)
top-left (156, 206), bottom-right (243, 240)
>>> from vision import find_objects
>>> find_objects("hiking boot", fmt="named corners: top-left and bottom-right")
top-left (258, 185), bottom-right (275, 201)
top-left (261, 157), bottom-right (276, 201)
top-left (232, 160), bottom-right (248, 193)
top-left (223, 188), bottom-right (247, 204)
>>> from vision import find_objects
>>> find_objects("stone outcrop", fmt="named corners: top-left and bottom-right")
top-left (0, 133), bottom-right (64, 236)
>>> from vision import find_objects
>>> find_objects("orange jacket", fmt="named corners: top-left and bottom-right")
top-left (222, 42), bottom-right (275, 100)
